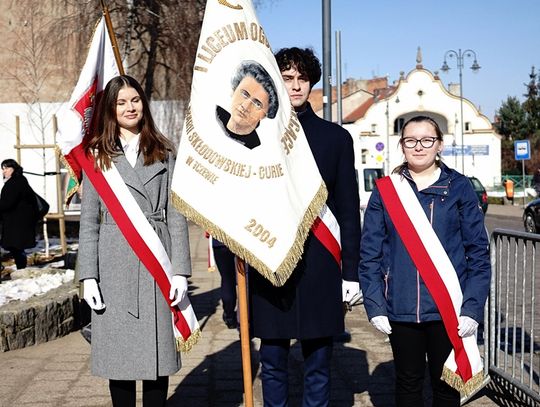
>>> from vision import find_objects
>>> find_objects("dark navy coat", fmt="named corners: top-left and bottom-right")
top-left (0, 174), bottom-right (37, 250)
top-left (249, 103), bottom-right (361, 339)
top-left (359, 163), bottom-right (491, 324)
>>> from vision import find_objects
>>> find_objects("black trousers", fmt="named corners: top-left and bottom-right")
top-left (389, 321), bottom-right (460, 407)
top-left (109, 376), bottom-right (169, 407)
top-left (6, 247), bottom-right (27, 269)
top-left (213, 245), bottom-right (237, 320)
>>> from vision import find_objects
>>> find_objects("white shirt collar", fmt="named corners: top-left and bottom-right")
top-left (120, 134), bottom-right (140, 167)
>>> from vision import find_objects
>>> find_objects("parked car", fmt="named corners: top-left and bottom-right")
top-left (468, 176), bottom-right (488, 214)
top-left (523, 198), bottom-right (540, 233)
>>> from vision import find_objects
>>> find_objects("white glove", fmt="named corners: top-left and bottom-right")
top-left (458, 316), bottom-right (478, 338)
top-left (370, 315), bottom-right (392, 335)
top-left (83, 278), bottom-right (105, 311)
top-left (342, 280), bottom-right (362, 305)
top-left (169, 275), bottom-right (188, 307)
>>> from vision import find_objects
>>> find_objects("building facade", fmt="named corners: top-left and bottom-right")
top-left (343, 66), bottom-right (501, 189)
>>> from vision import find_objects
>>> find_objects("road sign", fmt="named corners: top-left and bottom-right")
top-left (514, 140), bottom-right (531, 160)
top-left (441, 145), bottom-right (490, 156)
top-left (375, 142), bottom-right (385, 152)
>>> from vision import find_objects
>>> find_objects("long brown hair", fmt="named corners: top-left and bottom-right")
top-left (83, 75), bottom-right (175, 170)
top-left (392, 115), bottom-right (444, 174)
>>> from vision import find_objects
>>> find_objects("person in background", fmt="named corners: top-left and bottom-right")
top-left (0, 159), bottom-right (38, 270)
top-left (249, 47), bottom-right (361, 406)
top-left (359, 115), bottom-right (491, 406)
top-left (533, 167), bottom-right (540, 196)
top-left (211, 237), bottom-right (238, 329)
top-left (77, 75), bottom-right (191, 407)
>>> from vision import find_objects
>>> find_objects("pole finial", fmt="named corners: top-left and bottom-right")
top-left (416, 46), bottom-right (423, 68)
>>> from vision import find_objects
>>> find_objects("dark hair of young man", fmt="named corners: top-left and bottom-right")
top-left (274, 47), bottom-right (322, 87)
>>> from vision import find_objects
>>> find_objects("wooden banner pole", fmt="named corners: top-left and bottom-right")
top-left (235, 258), bottom-right (254, 407)
top-left (100, 0), bottom-right (125, 75)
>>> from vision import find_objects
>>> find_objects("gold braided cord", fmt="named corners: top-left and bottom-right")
top-left (172, 182), bottom-right (328, 287)
top-left (217, 0), bottom-right (243, 10)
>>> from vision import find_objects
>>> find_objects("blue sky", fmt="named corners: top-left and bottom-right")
top-left (256, 0), bottom-right (540, 121)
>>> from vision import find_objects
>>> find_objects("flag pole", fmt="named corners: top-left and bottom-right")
top-left (235, 258), bottom-right (254, 407)
top-left (100, 0), bottom-right (125, 75)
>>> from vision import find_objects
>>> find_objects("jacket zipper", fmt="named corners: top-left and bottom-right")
top-left (384, 267), bottom-right (390, 299)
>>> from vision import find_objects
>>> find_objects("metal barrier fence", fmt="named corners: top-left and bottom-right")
top-left (487, 229), bottom-right (540, 404)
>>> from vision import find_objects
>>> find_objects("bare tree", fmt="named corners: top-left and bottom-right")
top-left (1, 1), bottom-right (61, 257)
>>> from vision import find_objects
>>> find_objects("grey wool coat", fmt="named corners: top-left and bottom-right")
top-left (78, 151), bottom-right (192, 380)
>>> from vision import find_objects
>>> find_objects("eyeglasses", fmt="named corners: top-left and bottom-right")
top-left (402, 137), bottom-right (438, 149)
top-left (239, 89), bottom-right (265, 111)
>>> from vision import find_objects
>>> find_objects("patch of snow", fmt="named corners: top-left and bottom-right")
top-left (0, 237), bottom-right (79, 307)
top-left (0, 269), bottom-right (75, 306)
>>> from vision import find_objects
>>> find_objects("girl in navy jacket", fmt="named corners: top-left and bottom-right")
top-left (359, 116), bottom-right (490, 406)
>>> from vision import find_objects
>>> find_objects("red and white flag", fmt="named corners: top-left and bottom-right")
top-left (56, 17), bottom-right (119, 202)
top-left (56, 17), bottom-right (200, 352)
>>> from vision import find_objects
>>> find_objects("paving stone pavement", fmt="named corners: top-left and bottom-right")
top-left (0, 220), bottom-right (524, 406)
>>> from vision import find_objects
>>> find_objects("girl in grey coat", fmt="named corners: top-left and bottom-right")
top-left (77, 75), bottom-right (191, 406)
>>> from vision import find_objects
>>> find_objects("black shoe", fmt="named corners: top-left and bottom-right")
top-left (223, 313), bottom-right (238, 329)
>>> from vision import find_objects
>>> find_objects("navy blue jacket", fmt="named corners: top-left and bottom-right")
top-left (359, 163), bottom-right (491, 324)
top-left (249, 103), bottom-right (361, 339)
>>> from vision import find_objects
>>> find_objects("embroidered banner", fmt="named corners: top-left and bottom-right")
top-left (171, 0), bottom-right (327, 286)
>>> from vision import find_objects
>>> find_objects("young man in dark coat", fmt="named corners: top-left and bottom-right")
top-left (249, 47), bottom-right (361, 406)
top-left (0, 159), bottom-right (38, 270)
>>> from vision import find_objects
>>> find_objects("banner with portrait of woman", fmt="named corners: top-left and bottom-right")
top-left (171, 0), bottom-right (326, 286)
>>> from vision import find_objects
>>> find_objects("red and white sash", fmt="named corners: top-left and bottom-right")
top-left (377, 174), bottom-right (483, 395)
top-left (311, 205), bottom-right (341, 267)
top-left (73, 146), bottom-right (200, 352)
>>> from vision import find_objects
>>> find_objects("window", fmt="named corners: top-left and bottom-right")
top-left (465, 122), bottom-right (471, 132)
top-left (361, 149), bottom-right (368, 165)
top-left (371, 124), bottom-right (377, 134)
top-left (364, 168), bottom-right (384, 192)
top-left (394, 118), bottom-right (405, 134)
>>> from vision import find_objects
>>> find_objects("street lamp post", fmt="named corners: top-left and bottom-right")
top-left (384, 100), bottom-right (390, 175)
top-left (440, 49), bottom-right (481, 174)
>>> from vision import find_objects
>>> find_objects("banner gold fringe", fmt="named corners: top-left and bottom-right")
top-left (176, 328), bottom-right (201, 353)
top-left (441, 366), bottom-right (486, 396)
top-left (55, 145), bottom-right (80, 204)
top-left (172, 182), bottom-right (328, 287)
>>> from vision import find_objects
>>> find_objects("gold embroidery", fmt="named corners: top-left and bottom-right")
top-left (218, 0), bottom-right (243, 10)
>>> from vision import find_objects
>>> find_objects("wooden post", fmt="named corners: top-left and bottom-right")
top-left (15, 116), bottom-right (21, 163)
top-left (235, 258), bottom-right (254, 407)
top-left (14, 115), bottom-right (67, 256)
top-left (52, 115), bottom-right (67, 254)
